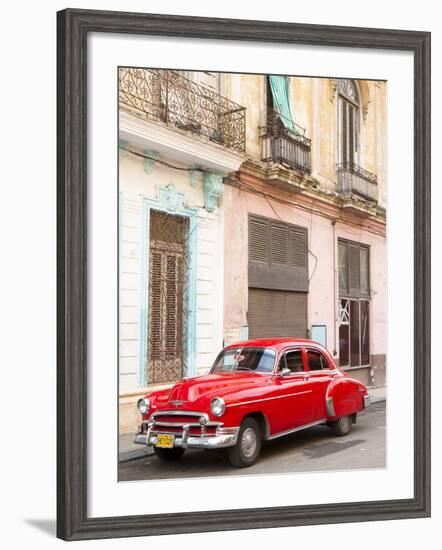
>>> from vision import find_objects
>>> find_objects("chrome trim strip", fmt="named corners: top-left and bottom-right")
top-left (135, 431), bottom-right (240, 449)
top-left (153, 420), bottom-right (221, 428)
top-left (326, 396), bottom-right (336, 417)
top-left (268, 419), bottom-right (327, 440)
top-left (152, 410), bottom-right (209, 419)
top-left (227, 390), bottom-right (312, 408)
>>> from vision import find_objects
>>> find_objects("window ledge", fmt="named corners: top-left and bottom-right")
top-left (340, 364), bottom-right (371, 371)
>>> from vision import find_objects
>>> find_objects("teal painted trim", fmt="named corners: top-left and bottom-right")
top-left (143, 149), bottom-right (160, 174)
top-left (138, 187), bottom-right (198, 387)
top-left (138, 203), bottom-right (149, 388)
top-left (203, 173), bottom-right (223, 213)
top-left (119, 139), bottom-right (129, 160)
top-left (186, 214), bottom-right (198, 378)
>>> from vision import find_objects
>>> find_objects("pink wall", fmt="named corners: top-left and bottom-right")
top-left (223, 185), bottom-right (386, 363)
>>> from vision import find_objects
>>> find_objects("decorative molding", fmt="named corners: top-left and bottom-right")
top-left (120, 111), bottom-right (245, 174)
top-left (331, 79), bottom-right (371, 120)
top-left (118, 139), bottom-right (129, 159)
top-left (357, 80), bottom-right (371, 121)
top-left (190, 166), bottom-right (202, 187)
top-left (203, 173), bottom-right (223, 212)
top-left (338, 79), bottom-right (359, 103)
top-left (143, 149), bottom-right (160, 174)
top-left (155, 183), bottom-right (185, 214)
top-left (329, 79), bottom-right (338, 102)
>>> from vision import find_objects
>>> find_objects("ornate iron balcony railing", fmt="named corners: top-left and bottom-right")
top-left (336, 162), bottom-right (378, 202)
top-left (119, 68), bottom-right (246, 154)
top-left (260, 110), bottom-right (312, 173)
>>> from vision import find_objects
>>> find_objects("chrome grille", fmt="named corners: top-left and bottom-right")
top-left (145, 410), bottom-right (222, 439)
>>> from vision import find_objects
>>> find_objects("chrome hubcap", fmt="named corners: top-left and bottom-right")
top-left (241, 427), bottom-right (257, 458)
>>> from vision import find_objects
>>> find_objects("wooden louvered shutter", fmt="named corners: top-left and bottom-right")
top-left (249, 217), bottom-right (269, 264)
top-left (348, 243), bottom-right (361, 296)
top-left (249, 215), bottom-right (308, 292)
top-left (290, 228), bottom-right (307, 268)
top-left (270, 223), bottom-right (289, 265)
top-left (147, 210), bottom-right (187, 384)
top-left (165, 254), bottom-right (184, 357)
top-left (149, 250), bottom-right (163, 360)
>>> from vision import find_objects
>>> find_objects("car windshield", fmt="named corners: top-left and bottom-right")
top-left (210, 347), bottom-right (276, 374)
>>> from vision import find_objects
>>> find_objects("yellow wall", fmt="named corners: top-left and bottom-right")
top-left (221, 73), bottom-right (387, 208)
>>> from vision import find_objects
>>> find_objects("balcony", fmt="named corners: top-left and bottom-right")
top-left (260, 110), bottom-right (312, 174)
top-left (118, 68), bottom-right (246, 154)
top-left (336, 162), bottom-right (378, 202)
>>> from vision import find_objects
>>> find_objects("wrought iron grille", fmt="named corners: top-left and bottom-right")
top-left (147, 211), bottom-right (190, 384)
top-left (119, 68), bottom-right (246, 153)
top-left (260, 110), bottom-right (312, 173)
top-left (336, 162), bottom-right (378, 202)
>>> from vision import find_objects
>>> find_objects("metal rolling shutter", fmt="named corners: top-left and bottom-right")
top-left (248, 288), bottom-right (307, 339)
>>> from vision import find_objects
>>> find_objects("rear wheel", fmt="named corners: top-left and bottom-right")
top-left (329, 415), bottom-right (352, 436)
top-left (154, 447), bottom-right (185, 461)
top-left (227, 417), bottom-right (261, 468)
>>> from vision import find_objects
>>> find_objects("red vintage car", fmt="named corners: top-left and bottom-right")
top-left (134, 338), bottom-right (370, 467)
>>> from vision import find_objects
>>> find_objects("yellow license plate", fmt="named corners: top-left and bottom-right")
top-left (156, 434), bottom-right (175, 448)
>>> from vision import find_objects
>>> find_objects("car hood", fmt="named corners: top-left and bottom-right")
top-left (153, 372), bottom-right (266, 408)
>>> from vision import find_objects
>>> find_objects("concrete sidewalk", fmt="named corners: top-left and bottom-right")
top-left (118, 385), bottom-right (386, 463)
top-left (368, 385), bottom-right (386, 404)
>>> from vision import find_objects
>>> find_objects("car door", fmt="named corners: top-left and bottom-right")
top-left (304, 348), bottom-right (335, 420)
top-left (272, 348), bottom-right (313, 433)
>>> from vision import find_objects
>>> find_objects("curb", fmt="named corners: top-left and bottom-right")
top-left (119, 446), bottom-right (155, 463)
top-left (369, 396), bottom-right (386, 405)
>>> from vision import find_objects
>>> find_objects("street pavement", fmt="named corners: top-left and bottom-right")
top-left (118, 400), bottom-right (386, 481)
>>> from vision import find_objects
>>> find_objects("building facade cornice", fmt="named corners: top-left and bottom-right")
top-left (119, 110), bottom-right (245, 174)
top-left (231, 160), bottom-right (386, 237)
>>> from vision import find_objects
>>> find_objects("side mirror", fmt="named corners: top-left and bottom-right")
top-left (280, 367), bottom-right (291, 377)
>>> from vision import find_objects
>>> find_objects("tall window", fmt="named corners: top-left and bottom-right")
top-left (338, 238), bottom-right (370, 368)
top-left (338, 79), bottom-right (359, 165)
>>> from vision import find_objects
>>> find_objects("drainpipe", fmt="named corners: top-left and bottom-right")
top-left (332, 220), bottom-right (337, 357)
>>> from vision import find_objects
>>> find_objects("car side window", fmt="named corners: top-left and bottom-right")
top-left (306, 350), bottom-right (327, 371)
top-left (285, 350), bottom-right (304, 373)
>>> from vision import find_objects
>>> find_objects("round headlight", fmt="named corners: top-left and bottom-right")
top-left (137, 397), bottom-right (150, 415)
top-left (210, 397), bottom-right (225, 417)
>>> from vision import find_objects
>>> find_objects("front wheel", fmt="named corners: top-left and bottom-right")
top-left (329, 415), bottom-right (352, 436)
top-left (227, 417), bottom-right (261, 468)
top-left (154, 446), bottom-right (185, 461)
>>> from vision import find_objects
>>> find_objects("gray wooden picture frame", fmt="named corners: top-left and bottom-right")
top-left (57, 8), bottom-right (431, 541)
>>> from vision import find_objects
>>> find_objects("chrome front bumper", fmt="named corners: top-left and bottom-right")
top-left (134, 429), bottom-right (239, 449)
top-left (363, 395), bottom-right (371, 408)
top-left (134, 414), bottom-right (240, 450)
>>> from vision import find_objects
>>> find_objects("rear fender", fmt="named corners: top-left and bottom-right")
top-left (325, 378), bottom-right (366, 420)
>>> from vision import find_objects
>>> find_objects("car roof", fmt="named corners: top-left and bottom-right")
top-left (224, 338), bottom-right (323, 352)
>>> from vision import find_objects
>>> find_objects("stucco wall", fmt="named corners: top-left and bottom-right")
top-left (221, 74), bottom-right (387, 210)
top-left (223, 184), bottom-right (386, 377)
top-left (119, 150), bottom-right (224, 393)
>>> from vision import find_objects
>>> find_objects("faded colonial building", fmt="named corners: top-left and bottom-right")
top-left (118, 68), bottom-right (387, 433)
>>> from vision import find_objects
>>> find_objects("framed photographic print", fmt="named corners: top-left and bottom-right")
top-left (57, 8), bottom-right (431, 541)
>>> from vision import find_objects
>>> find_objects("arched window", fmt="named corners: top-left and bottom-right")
top-left (338, 79), bottom-right (359, 165)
